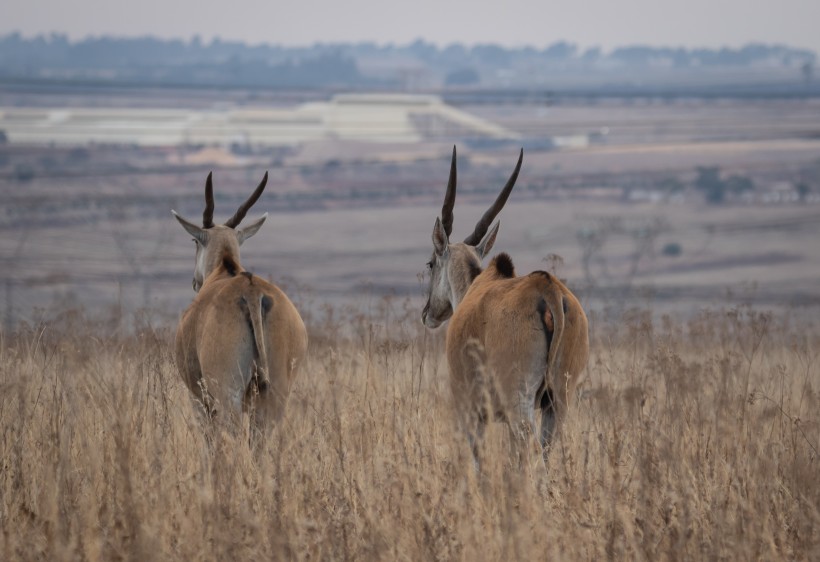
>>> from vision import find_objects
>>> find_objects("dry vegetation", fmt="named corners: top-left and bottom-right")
top-left (1, 300), bottom-right (818, 561)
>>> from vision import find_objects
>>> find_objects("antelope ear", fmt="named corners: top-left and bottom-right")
top-left (475, 221), bottom-right (500, 259)
top-left (432, 217), bottom-right (449, 256)
top-left (237, 213), bottom-right (267, 244)
top-left (172, 210), bottom-right (207, 244)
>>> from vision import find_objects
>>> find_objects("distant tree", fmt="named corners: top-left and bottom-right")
top-left (694, 167), bottom-right (754, 204)
top-left (40, 154), bottom-right (61, 170)
top-left (658, 177), bottom-right (684, 195)
top-left (802, 61), bottom-right (814, 86)
top-left (13, 164), bottom-right (35, 183)
top-left (323, 159), bottom-right (341, 171)
top-left (543, 41), bottom-right (577, 60)
top-left (725, 175), bottom-right (754, 194)
top-left (2, 32), bottom-right (817, 91)
top-left (611, 46), bottom-right (659, 66)
top-left (445, 67), bottom-right (480, 86)
top-left (471, 44), bottom-right (510, 66)
top-left (68, 147), bottom-right (90, 162)
top-left (441, 43), bottom-right (468, 64)
top-left (408, 39), bottom-right (438, 62)
top-left (796, 182), bottom-right (811, 202)
top-left (695, 166), bottom-right (726, 204)
top-left (662, 242), bottom-right (682, 257)
top-left (230, 142), bottom-right (252, 156)
top-left (580, 47), bottom-right (601, 63)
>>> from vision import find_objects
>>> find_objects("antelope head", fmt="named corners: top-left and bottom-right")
top-left (172, 172), bottom-right (269, 292)
top-left (422, 146), bottom-right (523, 329)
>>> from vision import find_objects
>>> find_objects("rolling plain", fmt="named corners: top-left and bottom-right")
top-left (1, 90), bottom-right (819, 559)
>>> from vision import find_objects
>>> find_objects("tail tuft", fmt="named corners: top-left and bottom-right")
top-left (492, 253), bottom-right (516, 278)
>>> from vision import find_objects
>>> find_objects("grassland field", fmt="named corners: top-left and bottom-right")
top-left (0, 94), bottom-right (819, 559)
top-left (0, 299), bottom-right (818, 560)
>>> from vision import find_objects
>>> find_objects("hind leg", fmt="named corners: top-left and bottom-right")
top-left (465, 414), bottom-right (487, 472)
top-left (197, 359), bottom-right (250, 436)
top-left (508, 392), bottom-right (539, 469)
top-left (539, 387), bottom-right (556, 450)
top-left (539, 384), bottom-right (571, 457)
top-left (247, 358), bottom-right (292, 443)
top-left (190, 377), bottom-right (217, 420)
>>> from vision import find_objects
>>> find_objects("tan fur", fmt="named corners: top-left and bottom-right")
top-left (173, 174), bottom-right (307, 431)
top-left (446, 255), bottom-right (589, 454)
top-left (176, 258), bottom-right (307, 425)
top-left (421, 147), bottom-right (587, 461)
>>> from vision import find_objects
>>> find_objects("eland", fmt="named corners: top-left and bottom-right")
top-left (422, 147), bottom-right (589, 464)
top-left (172, 172), bottom-right (307, 430)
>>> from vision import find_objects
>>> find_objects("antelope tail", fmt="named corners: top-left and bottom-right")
top-left (241, 290), bottom-right (273, 392)
top-left (536, 274), bottom-right (567, 397)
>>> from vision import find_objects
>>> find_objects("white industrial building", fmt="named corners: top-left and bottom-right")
top-left (0, 94), bottom-right (520, 146)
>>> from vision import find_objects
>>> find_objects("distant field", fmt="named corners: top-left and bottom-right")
top-left (471, 98), bottom-right (820, 145)
top-left (1, 95), bottom-right (819, 327)
top-left (1, 197), bottom-right (819, 330)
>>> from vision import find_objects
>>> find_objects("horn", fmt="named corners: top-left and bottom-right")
top-left (441, 146), bottom-right (457, 237)
top-left (224, 172), bottom-right (268, 228)
top-left (463, 148), bottom-right (523, 246)
top-left (202, 171), bottom-right (215, 228)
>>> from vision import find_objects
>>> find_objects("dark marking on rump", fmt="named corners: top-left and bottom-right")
top-left (239, 296), bottom-right (251, 325)
top-left (261, 295), bottom-right (273, 315)
top-left (238, 295), bottom-right (269, 392)
top-left (537, 297), bottom-right (554, 407)
top-left (537, 297), bottom-right (554, 349)
top-left (540, 387), bottom-right (555, 411)
top-left (239, 296), bottom-right (254, 344)
top-left (492, 252), bottom-right (515, 278)
top-left (544, 307), bottom-right (554, 332)
top-left (241, 271), bottom-right (254, 284)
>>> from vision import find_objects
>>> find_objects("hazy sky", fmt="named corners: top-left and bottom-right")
top-left (4, 0), bottom-right (820, 53)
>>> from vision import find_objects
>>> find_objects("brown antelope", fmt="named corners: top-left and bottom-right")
top-left (172, 172), bottom-right (307, 430)
top-left (422, 147), bottom-right (589, 464)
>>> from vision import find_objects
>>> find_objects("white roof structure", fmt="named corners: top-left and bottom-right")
top-left (0, 93), bottom-right (519, 146)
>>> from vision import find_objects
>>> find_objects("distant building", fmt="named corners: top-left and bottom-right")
top-left (0, 94), bottom-right (520, 147)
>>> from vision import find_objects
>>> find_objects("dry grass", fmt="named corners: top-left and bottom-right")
top-left (1, 301), bottom-right (818, 561)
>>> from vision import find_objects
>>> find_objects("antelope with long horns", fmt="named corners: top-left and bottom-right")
top-left (173, 172), bottom-right (307, 429)
top-left (422, 147), bottom-right (589, 464)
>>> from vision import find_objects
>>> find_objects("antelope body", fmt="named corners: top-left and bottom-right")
top-left (173, 173), bottom-right (307, 428)
top-left (422, 148), bottom-right (589, 462)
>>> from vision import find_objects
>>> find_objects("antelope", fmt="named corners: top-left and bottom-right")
top-left (172, 172), bottom-right (307, 430)
top-left (422, 147), bottom-right (589, 464)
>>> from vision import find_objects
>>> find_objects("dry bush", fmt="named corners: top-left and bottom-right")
top-left (0, 301), bottom-right (818, 561)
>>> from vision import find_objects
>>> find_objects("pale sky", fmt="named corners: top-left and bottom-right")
top-left (4, 0), bottom-right (820, 54)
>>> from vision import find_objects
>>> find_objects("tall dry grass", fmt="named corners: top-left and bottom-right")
top-left (1, 301), bottom-right (818, 560)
